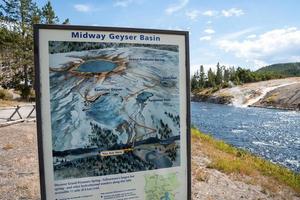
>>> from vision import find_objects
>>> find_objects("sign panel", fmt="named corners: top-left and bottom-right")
top-left (34, 25), bottom-right (191, 200)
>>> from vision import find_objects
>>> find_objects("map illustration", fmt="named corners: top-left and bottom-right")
top-left (49, 41), bottom-right (181, 180)
top-left (144, 173), bottom-right (180, 200)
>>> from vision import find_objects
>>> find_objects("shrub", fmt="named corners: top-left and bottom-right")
top-left (0, 89), bottom-right (13, 100)
top-left (29, 89), bottom-right (36, 101)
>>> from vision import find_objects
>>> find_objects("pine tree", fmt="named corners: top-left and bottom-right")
top-left (224, 67), bottom-right (230, 83)
top-left (195, 69), bottom-right (199, 81)
top-left (191, 74), bottom-right (198, 91)
top-left (41, 1), bottom-right (58, 24)
top-left (62, 18), bottom-right (70, 25)
top-left (229, 67), bottom-right (236, 81)
top-left (199, 65), bottom-right (205, 88)
top-left (0, 0), bottom-right (67, 99)
top-left (207, 68), bottom-right (216, 87)
top-left (0, 0), bottom-right (19, 22)
top-left (0, 0), bottom-right (40, 99)
top-left (215, 62), bottom-right (222, 86)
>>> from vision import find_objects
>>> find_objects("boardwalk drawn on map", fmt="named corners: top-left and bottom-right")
top-left (48, 41), bottom-right (181, 180)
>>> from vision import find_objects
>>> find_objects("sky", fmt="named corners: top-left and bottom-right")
top-left (35, 0), bottom-right (300, 75)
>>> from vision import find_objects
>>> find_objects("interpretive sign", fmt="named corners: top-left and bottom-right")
top-left (34, 24), bottom-right (191, 200)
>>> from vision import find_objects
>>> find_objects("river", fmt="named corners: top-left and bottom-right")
top-left (191, 102), bottom-right (300, 173)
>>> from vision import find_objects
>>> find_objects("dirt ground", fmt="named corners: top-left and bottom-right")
top-left (0, 122), bottom-right (40, 200)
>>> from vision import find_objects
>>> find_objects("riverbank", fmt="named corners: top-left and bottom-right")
top-left (192, 77), bottom-right (300, 110)
top-left (192, 128), bottom-right (300, 199)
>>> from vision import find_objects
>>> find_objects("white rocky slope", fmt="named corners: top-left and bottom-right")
top-left (212, 77), bottom-right (300, 108)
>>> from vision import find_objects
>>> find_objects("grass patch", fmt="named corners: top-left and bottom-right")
top-left (192, 128), bottom-right (300, 194)
top-left (0, 99), bottom-right (24, 107)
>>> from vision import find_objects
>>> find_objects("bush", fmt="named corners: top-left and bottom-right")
top-left (0, 89), bottom-right (13, 100)
top-left (20, 86), bottom-right (31, 100)
top-left (29, 89), bottom-right (36, 102)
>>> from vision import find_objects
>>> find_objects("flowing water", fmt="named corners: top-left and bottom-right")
top-left (191, 102), bottom-right (300, 173)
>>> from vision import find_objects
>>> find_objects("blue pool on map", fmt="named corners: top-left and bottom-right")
top-left (76, 60), bottom-right (118, 73)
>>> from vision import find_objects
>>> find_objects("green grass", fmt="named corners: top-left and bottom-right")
top-left (192, 128), bottom-right (300, 194)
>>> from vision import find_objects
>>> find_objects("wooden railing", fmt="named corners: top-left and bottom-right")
top-left (0, 104), bottom-right (36, 127)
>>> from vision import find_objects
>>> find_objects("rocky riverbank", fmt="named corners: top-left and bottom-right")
top-left (252, 82), bottom-right (300, 110)
top-left (192, 77), bottom-right (300, 110)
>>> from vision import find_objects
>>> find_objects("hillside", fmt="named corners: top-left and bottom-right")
top-left (192, 77), bottom-right (300, 110)
top-left (257, 62), bottom-right (300, 77)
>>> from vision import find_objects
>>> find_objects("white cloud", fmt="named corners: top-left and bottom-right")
top-left (74, 4), bottom-right (91, 12)
top-left (222, 8), bottom-right (244, 17)
top-left (207, 20), bottom-right (212, 24)
top-left (200, 36), bottom-right (212, 41)
top-left (217, 27), bottom-right (300, 67)
top-left (202, 10), bottom-right (218, 17)
top-left (204, 29), bottom-right (215, 34)
top-left (186, 10), bottom-right (200, 20)
top-left (201, 8), bottom-right (244, 18)
top-left (165, 0), bottom-right (189, 15)
top-left (247, 34), bottom-right (257, 39)
top-left (114, 0), bottom-right (134, 7)
top-left (220, 27), bottom-right (258, 40)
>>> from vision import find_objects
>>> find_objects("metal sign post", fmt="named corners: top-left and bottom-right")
top-left (34, 24), bottom-right (191, 200)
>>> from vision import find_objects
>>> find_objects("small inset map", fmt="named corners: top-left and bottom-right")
top-left (144, 173), bottom-right (180, 200)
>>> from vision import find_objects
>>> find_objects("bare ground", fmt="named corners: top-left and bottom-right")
top-left (0, 122), bottom-right (40, 200)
